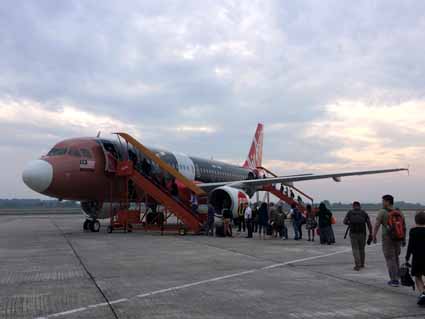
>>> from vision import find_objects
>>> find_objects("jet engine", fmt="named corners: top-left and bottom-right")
top-left (209, 186), bottom-right (250, 218)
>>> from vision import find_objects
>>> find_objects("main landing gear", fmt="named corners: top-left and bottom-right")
top-left (83, 219), bottom-right (101, 232)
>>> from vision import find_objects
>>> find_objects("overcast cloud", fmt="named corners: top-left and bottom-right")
top-left (0, 0), bottom-right (424, 202)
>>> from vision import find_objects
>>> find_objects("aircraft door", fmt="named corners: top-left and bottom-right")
top-left (99, 141), bottom-right (119, 173)
top-left (173, 152), bottom-right (195, 180)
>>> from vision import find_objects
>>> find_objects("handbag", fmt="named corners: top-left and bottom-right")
top-left (400, 263), bottom-right (415, 290)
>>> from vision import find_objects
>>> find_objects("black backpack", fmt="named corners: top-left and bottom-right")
top-left (349, 210), bottom-right (367, 233)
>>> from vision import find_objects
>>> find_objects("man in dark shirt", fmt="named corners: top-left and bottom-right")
top-left (344, 201), bottom-right (373, 271)
top-left (406, 211), bottom-right (425, 304)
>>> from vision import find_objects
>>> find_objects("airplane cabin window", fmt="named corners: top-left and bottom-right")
top-left (68, 148), bottom-right (82, 157)
top-left (47, 148), bottom-right (67, 156)
top-left (80, 148), bottom-right (92, 158)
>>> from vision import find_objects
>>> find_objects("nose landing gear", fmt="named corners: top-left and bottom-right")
top-left (83, 219), bottom-right (101, 232)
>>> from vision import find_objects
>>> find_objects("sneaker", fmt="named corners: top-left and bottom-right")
top-left (417, 293), bottom-right (425, 306)
top-left (353, 266), bottom-right (361, 271)
top-left (387, 280), bottom-right (400, 287)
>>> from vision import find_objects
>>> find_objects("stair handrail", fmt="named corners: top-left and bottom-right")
top-left (288, 185), bottom-right (314, 203)
top-left (257, 166), bottom-right (314, 203)
top-left (115, 132), bottom-right (206, 196)
top-left (130, 170), bottom-right (202, 231)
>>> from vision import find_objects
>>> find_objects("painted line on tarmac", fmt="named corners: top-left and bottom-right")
top-left (34, 247), bottom-right (353, 319)
top-left (261, 247), bottom-right (353, 270)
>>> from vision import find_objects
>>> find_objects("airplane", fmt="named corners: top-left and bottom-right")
top-left (22, 123), bottom-right (407, 232)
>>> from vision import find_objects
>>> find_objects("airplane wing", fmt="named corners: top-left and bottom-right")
top-left (197, 168), bottom-right (408, 192)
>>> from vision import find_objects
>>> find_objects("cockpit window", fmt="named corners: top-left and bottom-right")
top-left (80, 148), bottom-right (92, 158)
top-left (68, 148), bottom-right (81, 157)
top-left (47, 148), bottom-right (67, 156)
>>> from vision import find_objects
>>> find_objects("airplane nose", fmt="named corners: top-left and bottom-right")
top-left (22, 160), bottom-right (53, 193)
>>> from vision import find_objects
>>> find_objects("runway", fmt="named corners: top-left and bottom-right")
top-left (0, 211), bottom-right (424, 319)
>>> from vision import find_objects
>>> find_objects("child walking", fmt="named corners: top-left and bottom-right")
top-left (406, 211), bottom-right (425, 305)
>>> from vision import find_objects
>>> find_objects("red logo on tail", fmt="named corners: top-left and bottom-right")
top-left (243, 123), bottom-right (264, 169)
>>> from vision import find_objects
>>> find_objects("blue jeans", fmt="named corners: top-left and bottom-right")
top-left (293, 221), bottom-right (301, 240)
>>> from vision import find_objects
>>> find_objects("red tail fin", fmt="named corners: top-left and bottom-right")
top-left (243, 123), bottom-right (264, 169)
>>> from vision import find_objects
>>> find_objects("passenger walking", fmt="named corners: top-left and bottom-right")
top-left (206, 204), bottom-right (215, 236)
top-left (238, 203), bottom-right (246, 232)
top-left (305, 204), bottom-right (317, 242)
top-left (405, 211), bottom-right (425, 305)
top-left (280, 184), bottom-right (284, 193)
top-left (245, 203), bottom-right (253, 238)
top-left (297, 195), bottom-right (303, 204)
top-left (290, 190), bottom-right (295, 199)
top-left (141, 157), bottom-right (152, 177)
top-left (190, 193), bottom-right (198, 214)
top-left (170, 179), bottom-right (179, 200)
top-left (258, 202), bottom-right (269, 239)
top-left (222, 206), bottom-right (233, 237)
top-left (372, 194), bottom-right (406, 287)
top-left (291, 204), bottom-right (302, 240)
top-left (343, 202), bottom-right (373, 271)
top-left (269, 203), bottom-right (279, 237)
top-left (278, 208), bottom-right (288, 239)
top-left (317, 202), bottom-right (334, 245)
top-left (252, 204), bottom-right (259, 233)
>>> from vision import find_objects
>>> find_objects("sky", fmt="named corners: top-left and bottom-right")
top-left (0, 1), bottom-right (424, 203)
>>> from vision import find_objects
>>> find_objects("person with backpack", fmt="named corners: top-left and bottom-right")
top-left (344, 202), bottom-right (373, 271)
top-left (290, 204), bottom-right (302, 240)
top-left (317, 202), bottom-right (335, 245)
top-left (405, 211), bottom-right (425, 305)
top-left (276, 206), bottom-right (288, 239)
top-left (373, 194), bottom-right (406, 287)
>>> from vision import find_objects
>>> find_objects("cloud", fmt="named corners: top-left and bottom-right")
top-left (0, 98), bottom-right (137, 133)
top-left (305, 99), bottom-right (425, 167)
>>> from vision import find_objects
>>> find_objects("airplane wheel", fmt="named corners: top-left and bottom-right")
top-left (127, 224), bottom-right (133, 233)
top-left (83, 220), bottom-right (90, 231)
top-left (90, 220), bottom-right (101, 232)
top-left (107, 225), bottom-right (113, 233)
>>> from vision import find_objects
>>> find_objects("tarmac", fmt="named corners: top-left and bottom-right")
top-left (1, 211), bottom-right (424, 319)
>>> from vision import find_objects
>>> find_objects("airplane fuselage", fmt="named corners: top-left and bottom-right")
top-left (22, 137), bottom-right (257, 202)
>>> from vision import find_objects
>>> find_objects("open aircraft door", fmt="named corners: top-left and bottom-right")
top-left (99, 140), bottom-right (120, 173)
